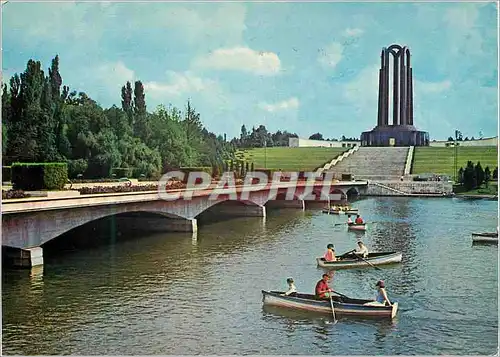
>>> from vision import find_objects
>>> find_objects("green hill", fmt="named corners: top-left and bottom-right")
top-left (412, 146), bottom-right (498, 177)
top-left (235, 147), bottom-right (346, 171)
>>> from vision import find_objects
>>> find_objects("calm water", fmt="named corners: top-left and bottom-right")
top-left (2, 197), bottom-right (498, 355)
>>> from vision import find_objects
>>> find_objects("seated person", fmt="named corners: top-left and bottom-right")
top-left (282, 278), bottom-right (297, 296)
top-left (323, 243), bottom-right (336, 261)
top-left (347, 215), bottom-right (353, 224)
top-left (315, 273), bottom-right (333, 300)
top-left (355, 214), bottom-right (364, 224)
top-left (375, 280), bottom-right (392, 306)
top-left (354, 241), bottom-right (369, 258)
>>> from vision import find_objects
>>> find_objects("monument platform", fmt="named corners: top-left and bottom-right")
top-left (361, 125), bottom-right (429, 146)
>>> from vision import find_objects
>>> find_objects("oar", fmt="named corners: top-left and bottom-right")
top-left (332, 221), bottom-right (380, 227)
top-left (329, 295), bottom-right (338, 324)
top-left (353, 254), bottom-right (383, 271)
top-left (337, 249), bottom-right (356, 259)
top-left (331, 290), bottom-right (351, 300)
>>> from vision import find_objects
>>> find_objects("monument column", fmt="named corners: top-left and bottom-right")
top-left (392, 50), bottom-right (399, 126)
top-left (409, 68), bottom-right (413, 125)
top-left (383, 48), bottom-right (389, 126)
top-left (399, 47), bottom-right (407, 126)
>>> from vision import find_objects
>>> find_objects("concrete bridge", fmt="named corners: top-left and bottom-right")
top-left (2, 181), bottom-right (367, 267)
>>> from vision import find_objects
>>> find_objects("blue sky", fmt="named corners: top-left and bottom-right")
top-left (2, 1), bottom-right (498, 140)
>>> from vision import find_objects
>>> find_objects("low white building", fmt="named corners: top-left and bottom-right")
top-left (429, 136), bottom-right (498, 147)
top-left (289, 138), bottom-right (361, 148)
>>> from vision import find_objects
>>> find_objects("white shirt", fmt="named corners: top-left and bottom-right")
top-left (284, 283), bottom-right (297, 296)
top-left (356, 245), bottom-right (369, 258)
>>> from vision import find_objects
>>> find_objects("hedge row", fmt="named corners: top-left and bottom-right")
top-left (2, 189), bottom-right (30, 199)
top-left (11, 162), bottom-right (68, 190)
top-left (2, 166), bottom-right (11, 182)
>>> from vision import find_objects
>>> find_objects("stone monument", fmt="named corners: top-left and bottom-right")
top-left (361, 44), bottom-right (429, 146)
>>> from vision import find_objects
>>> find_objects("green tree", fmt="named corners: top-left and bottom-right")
top-left (309, 133), bottom-right (324, 140)
top-left (463, 161), bottom-right (476, 190)
top-left (475, 161), bottom-right (484, 187)
top-left (484, 166), bottom-right (491, 186)
top-left (121, 81), bottom-right (133, 126)
top-left (457, 167), bottom-right (464, 184)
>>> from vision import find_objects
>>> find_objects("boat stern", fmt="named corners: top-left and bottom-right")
top-left (391, 302), bottom-right (399, 319)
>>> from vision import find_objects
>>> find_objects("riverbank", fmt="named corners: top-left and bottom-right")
top-left (453, 183), bottom-right (498, 199)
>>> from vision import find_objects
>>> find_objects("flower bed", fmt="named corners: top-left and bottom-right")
top-left (77, 181), bottom-right (189, 195)
top-left (2, 189), bottom-right (31, 199)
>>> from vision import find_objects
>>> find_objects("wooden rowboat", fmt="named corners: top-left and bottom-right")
top-left (472, 232), bottom-right (498, 238)
top-left (316, 251), bottom-right (402, 269)
top-left (322, 208), bottom-right (358, 215)
top-left (472, 232), bottom-right (498, 244)
top-left (262, 290), bottom-right (398, 319)
top-left (348, 223), bottom-right (366, 231)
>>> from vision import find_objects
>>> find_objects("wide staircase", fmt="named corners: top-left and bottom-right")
top-left (326, 147), bottom-right (410, 181)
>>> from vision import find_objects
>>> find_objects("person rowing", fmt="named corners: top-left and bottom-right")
top-left (315, 273), bottom-right (333, 300)
top-left (355, 214), bottom-right (364, 224)
top-left (354, 241), bottom-right (369, 258)
top-left (347, 215), bottom-right (353, 225)
top-left (323, 243), bottom-right (336, 261)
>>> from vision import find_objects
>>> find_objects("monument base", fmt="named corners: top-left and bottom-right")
top-left (361, 125), bottom-right (429, 147)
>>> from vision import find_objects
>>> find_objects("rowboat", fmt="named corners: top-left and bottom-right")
top-left (322, 207), bottom-right (358, 215)
top-left (472, 232), bottom-right (498, 244)
top-left (316, 251), bottom-right (402, 269)
top-left (472, 232), bottom-right (498, 238)
top-left (348, 223), bottom-right (366, 231)
top-left (262, 290), bottom-right (398, 319)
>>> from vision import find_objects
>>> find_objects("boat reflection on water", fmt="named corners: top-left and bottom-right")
top-left (261, 304), bottom-right (398, 337)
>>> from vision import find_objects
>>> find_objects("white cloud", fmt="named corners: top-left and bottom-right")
top-left (149, 3), bottom-right (247, 48)
top-left (318, 42), bottom-right (344, 69)
top-left (416, 80), bottom-right (452, 93)
top-left (95, 61), bottom-right (135, 92)
top-left (342, 28), bottom-right (364, 37)
top-left (443, 4), bottom-right (485, 56)
top-left (143, 71), bottom-right (217, 98)
top-left (194, 47), bottom-right (282, 75)
top-left (258, 97), bottom-right (299, 113)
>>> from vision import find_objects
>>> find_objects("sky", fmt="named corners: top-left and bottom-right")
top-left (2, 1), bottom-right (498, 140)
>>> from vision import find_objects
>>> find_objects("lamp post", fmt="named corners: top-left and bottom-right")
top-left (264, 138), bottom-right (267, 169)
top-left (454, 130), bottom-right (460, 183)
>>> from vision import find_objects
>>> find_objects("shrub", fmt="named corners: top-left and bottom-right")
top-left (44, 163), bottom-right (69, 190)
top-left (2, 166), bottom-right (11, 182)
top-left (179, 167), bottom-right (213, 183)
top-left (111, 167), bottom-right (132, 178)
top-left (11, 162), bottom-right (68, 190)
top-left (68, 159), bottom-right (88, 179)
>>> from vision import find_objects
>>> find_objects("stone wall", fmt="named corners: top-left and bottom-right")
top-left (362, 180), bottom-right (453, 196)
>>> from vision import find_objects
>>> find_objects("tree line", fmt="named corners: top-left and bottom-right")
top-left (2, 55), bottom-right (358, 179)
top-left (457, 161), bottom-right (498, 191)
top-left (1, 56), bottom-right (306, 179)
top-left (308, 133), bottom-right (357, 141)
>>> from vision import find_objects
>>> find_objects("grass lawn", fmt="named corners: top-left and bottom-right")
top-left (412, 146), bottom-right (498, 177)
top-left (235, 147), bottom-right (347, 171)
top-left (454, 183), bottom-right (498, 196)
